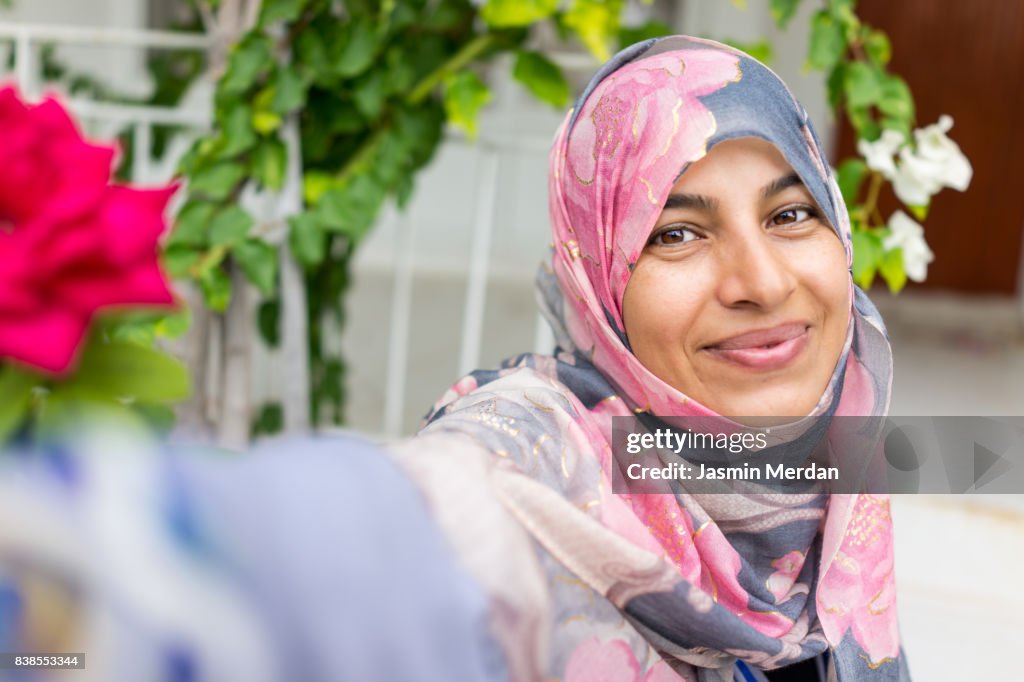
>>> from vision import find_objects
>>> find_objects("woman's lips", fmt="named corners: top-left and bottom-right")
top-left (703, 323), bottom-right (810, 370)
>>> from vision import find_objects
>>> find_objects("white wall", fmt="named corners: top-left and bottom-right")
top-left (0, 0), bottom-right (151, 97)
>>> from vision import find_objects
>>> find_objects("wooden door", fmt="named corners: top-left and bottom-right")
top-left (836, 0), bottom-right (1024, 294)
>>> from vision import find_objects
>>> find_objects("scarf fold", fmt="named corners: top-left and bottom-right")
top-left (419, 35), bottom-right (906, 682)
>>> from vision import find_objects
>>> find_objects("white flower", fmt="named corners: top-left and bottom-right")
top-left (884, 211), bottom-right (934, 282)
top-left (857, 129), bottom-right (904, 179)
top-left (913, 115), bottom-right (972, 191)
top-left (890, 115), bottom-right (973, 206)
top-left (891, 148), bottom-right (941, 206)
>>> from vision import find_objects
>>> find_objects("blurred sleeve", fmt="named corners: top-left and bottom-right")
top-left (0, 433), bottom-right (508, 682)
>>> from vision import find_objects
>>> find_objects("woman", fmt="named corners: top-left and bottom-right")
top-left (0, 36), bottom-right (904, 682)
top-left (392, 35), bottom-right (905, 681)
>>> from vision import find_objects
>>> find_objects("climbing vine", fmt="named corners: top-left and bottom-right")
top-left (166, 0), bottom-right (648, 431)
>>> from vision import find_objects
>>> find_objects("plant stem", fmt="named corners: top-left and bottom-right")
top-left (191, 244), bottom-right (229, 279)
top-left (407, 33), bottom-right (497, 105)
top-left (333, 32), bottom-right (498, 184)
top-left (862, 170), bottom-right (884, 225)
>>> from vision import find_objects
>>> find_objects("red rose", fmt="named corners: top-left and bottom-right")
top-left (0, 85), bottom-right (177, 374)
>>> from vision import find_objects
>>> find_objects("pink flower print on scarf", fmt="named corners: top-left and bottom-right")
top-left (565, 637), bottom-right (684, 682)
top-left (817, 495), bottom-right (900, 666)
top-left (766, 550), bottom-right (810, 603)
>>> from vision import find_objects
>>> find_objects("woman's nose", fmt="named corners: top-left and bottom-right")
top-left (715, 229), bottom-right (798, 310)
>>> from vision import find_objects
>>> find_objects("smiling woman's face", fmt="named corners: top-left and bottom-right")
top-left (621, 137), bottom-right (850, 418)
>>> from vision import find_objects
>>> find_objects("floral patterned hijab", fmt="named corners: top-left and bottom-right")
top-left (419, 36), bottom-right (906, 682)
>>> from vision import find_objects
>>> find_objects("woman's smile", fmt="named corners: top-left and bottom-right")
top-left (702, 321), bottom-right (811, 370)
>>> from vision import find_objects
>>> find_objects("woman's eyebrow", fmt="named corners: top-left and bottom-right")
top-left (663, 193), bottom-right (718, 211)
top-left (760, 173), bottom-right (804, 199)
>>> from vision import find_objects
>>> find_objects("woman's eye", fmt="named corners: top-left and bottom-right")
top-left (650, 226), bottom-right (700, 246)
top-left (771, 207), bottom-right (815, 226)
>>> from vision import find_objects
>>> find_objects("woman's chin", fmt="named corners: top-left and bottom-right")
top-left (696, 378), bottom-right (827, 423)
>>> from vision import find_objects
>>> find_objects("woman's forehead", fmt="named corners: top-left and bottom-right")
top-left (673, 138), bottom-right (793, 185)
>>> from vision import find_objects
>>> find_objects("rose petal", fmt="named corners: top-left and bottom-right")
top-left (0, 307), bottom-right (87, 374)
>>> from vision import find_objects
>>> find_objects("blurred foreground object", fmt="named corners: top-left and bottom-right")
top-left (0, 85), bottom-right (188, 446)
top-left (0, 427), bottom-right (504, 682)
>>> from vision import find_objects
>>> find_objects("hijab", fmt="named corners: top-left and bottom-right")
top-left (419, 36), bottom-right (907, 682)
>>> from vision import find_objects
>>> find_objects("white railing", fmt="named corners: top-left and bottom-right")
top-left (0, 20), bottom-right (558, 438)
top-left (0, 22), bottom-right (213, 185)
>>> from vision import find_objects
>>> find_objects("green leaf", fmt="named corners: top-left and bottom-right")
top-left (171, 200), bottom-right (217, 246)
top-left (863, 29), bottom-right (891, 66)
top-left (481, 0), bottom-right (558, 27)
top-left (288, 213), bottom-right (326, 268)
top-left (908, 203), bottom-right (929, 221)
top-left (383, 44), bottom-right (417, 94)
top-left (844, 61), bottom-right (884, 108)
top-left (253, 110), bottom-right (283, 134)
top-left (163, 244), bottom-right (203, 279)
top-left (393, 103), bottom-right (445, 168)
top-left (618, 20), bottom-right (672, 47)
top-left (303, 171), bottom-right (334, 204)
top-left (209, 206), bottom-right (254, 246)
top-left (200, 265), bottom-right (232, 312)
top-left (314, 175), bottom-right (385, 240)
top-left (847, 104), bottom-right (880, 140)
top-left (154, 308), bottom-right (191, 340)
top-left (257, 299), bottom-right (281, 348)
top-left (878, 73), bottom-right (914, 125)
top-left (69, 339), bottom-right (191, 404)
top-left (336, 17), bottom-right (379, 78)
top-left (0, 365), bottom-right (36, 443)
top-left (851, 226), bottom-right (882, 288)
top-left (722, 39), bottom-right (774, 65)
top-left (443, 71), bottom-right (491, 139)
top-left (252, 85), bottom-right (283, 134)
top-left (730, 0), bottom-right (748, 9)
top-left (219, 103), bottom-right (258, 156)
top-left (421, 0), bottom-right (470, 30)
top-left (132, 403), bottom-right (176, 433)
top-left (295, 27), bottom-right (333, 86)
top-left (353, 70), bottom-right (388, 120)
top-left (108, 314), bottom-right (158, 346)
top-left (371, 130), bottom-right (407, 187)
top-left (836, 158), bottom-right (867, 205)
top-left (806, 10), bottom-right (845, 72)
top-left (259, 0), bottom-right (308, 26)
top-left (826, 62), bottom-right (846, 109)
top-left (271, 66), bottom-right (307, 114)
top-left (879, 246), bottom-right (907, 293)
top-left (253, 138), bottom-right (287, 191)
top-left (234, 239), bottom-right (278, 295)
top-left (252, 402), bottom-right (284, 437)
top-left (770, 0), bottom-right (803, 29)
top-left (564, 0), bottom-right (623, 62)
top-left (189, 162), bottom-right (246, 200)
top-left (881, 115), bottom-right (912, 141)
top-left (513, 50), bottom-right (570, 108)
top-left (221, 34), bottom-right (273, 95)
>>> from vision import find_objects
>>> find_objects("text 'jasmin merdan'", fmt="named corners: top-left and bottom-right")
top-left (625, 462), bottom-right (840, 481)
top-left (625, 428), bottom-right (768, 455)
